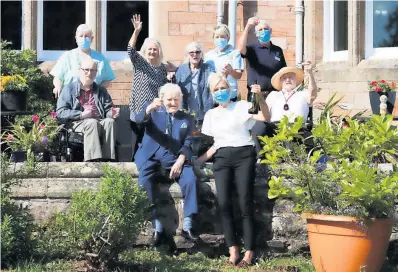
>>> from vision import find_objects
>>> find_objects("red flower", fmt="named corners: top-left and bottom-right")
top-left (39, 123), bottom-right (45, 129)
top-left (7, 134), bottom-right (14, 141)
top-left (371, 81), bottom-right (377, 86)
top-left (50, 111), bottom-right (57, 118)
top-left (392, 82), bottom-right (396, 88)
top-left (381, 80), bottom-right (386, 83)
top-left (376, 87), bottom-right (383, 93)
top-left (32, 115), bottom-right (39, 123)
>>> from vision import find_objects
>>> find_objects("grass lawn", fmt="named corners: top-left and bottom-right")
top-left (5, 248), bottom-right (397, 272)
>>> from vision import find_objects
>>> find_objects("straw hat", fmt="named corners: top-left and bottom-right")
top-left (271, 67), bottom-right (304, 91)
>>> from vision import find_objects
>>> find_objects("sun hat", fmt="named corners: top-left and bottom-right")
top-left (271, 67), bottom-right (304, 91)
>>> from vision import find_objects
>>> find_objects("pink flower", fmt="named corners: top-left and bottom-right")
top-left (50, 111), bottom-right (57, 118)
top-left (381, 80), bottom-right (386, 83)
top-left (7, 134), bottom-right (14, 141)
top-left (39, 123), bottom-right (45, 130)
top-left (375, 87), bottom-right (383, 93)
top-left (32, 115), bottom-right (39, 123)
top-left (371, 81), bottom-right (377, 86)
top-left (392, 82), bottom-right (396, 88)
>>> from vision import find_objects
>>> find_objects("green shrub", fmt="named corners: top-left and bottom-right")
top-left (1, 153), bottom-right (36, 268)
top-left (1, 40), bottom-right (53, 117)
top-left (37, 165), bottom-right (151, 268)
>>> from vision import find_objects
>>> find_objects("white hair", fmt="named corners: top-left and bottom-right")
top-left (212, 24), bottom-right (230, 40)
top-left (158, 83), bottom-right (183, 100)
top-left (207, 72), bottom-right (230, 91)
top-left (255, 20), bottom-right (272, 33)
top-left (80, 57), bottom-right (98, 69)
top-left (75, 24), bottom-right (93, 37)
top-left (139, 38), bottom-right (164, 67)
top-left (184, 41), bottom-right (204, 63)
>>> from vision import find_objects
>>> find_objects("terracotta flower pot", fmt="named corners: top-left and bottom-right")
top-left (302, 213), bottom-right (393, 272)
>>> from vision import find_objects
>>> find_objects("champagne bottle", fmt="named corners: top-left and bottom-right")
top-left (248, 80), bottom-right (260, 114)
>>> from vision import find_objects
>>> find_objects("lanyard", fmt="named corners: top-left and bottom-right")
top-left (282, 91), bottom-right (295, 111)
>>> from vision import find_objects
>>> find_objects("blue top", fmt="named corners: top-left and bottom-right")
top-left (50, 48), bottom-right (115, 88)
top-left (204, 45), bottom-right (244, 99)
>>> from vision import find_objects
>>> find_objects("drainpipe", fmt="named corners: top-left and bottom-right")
top-left (217, 0), bottom-right (224, 25)
top-left (295, 0), bottom-right (304, 67)
top-left (228, 0), bottom-right (237, 47)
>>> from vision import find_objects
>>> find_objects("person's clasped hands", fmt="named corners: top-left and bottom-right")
top-left (80, 105), bottom-right (99, 119)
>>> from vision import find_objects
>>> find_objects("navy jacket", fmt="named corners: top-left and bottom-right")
top-left (134, 102), bottom-right (195, 170)
top-left (56, 81), bottom-right (113, 124)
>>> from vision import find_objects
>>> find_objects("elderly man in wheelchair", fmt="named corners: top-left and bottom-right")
top-left (56, 58), bottom-right (120, 162)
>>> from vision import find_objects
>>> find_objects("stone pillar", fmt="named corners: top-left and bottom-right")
top-left (348, 0), bottom-right (363, 67)
top-left (86, 0), bottom-right (101, 51)
top-left (22, 0), bottom-right (37, 50)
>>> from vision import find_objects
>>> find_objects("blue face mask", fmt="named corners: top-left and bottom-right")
top-left (214, 38), bottom-right (228, 51)
top-left (212, 89), bottom-right (231, 104)
top-left (77, 37), bottom-right (91, 49)
top-left (258, 30), bottom-right (271, 43)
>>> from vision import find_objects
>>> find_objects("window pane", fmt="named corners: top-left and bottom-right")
top-left (1, 1), bottom-right (22, 49)
top-left (106, 1), bottom-right (148, 51)
top-left (373, 0), bottom-right (398, 48)
top-left (43, 1), bottom-right (85, 50)
top-left (334, 0), bottom-right (348, 52)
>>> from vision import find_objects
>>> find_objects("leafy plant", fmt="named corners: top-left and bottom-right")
top-left (1, 153), bottom-right (36, 268)
top-left (0, 75), bottom-right (29, 92)
top-left (261, 110), bottom-right (398, 218)
top-left (37, 166), bottom-right (151, 269)
top-left (1, 40), bottom-right (54, 115)
top-left (1, 111), bottom-right (60, 155)
top-left (369, 77), bottom-right (397, 93)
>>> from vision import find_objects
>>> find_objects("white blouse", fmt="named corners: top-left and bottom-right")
top-left (266, 89), bottom-right (310, 123)
top-left (201, 101), bottom-right (256, 149)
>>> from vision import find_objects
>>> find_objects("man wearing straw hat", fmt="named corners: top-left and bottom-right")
top-left (264, 63), bottom-right (317, 125)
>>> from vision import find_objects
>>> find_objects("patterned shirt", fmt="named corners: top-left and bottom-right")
top-left (79, 89), bottom-right (101, 120)
top-left (127, 44), bottom-right (167, 121)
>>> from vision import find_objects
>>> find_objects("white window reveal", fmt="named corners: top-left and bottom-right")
top-left (365, 0), bottom-right (398, 59)
top-left (101, 0), bottom-right (149, 61)
top-left (323, 0), bottom-right (349, 62)
top-left (37, 0), bottom-right (86, 61)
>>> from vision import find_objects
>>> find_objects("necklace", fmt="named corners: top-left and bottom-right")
top-left (282, 91), bottom-right (295, 111)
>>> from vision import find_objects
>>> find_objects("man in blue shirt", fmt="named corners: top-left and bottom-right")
top-left (238, 17), bottom-right (287, 158)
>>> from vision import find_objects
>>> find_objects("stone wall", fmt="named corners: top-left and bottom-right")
top-left (9, 162), bottom-right (398, 258)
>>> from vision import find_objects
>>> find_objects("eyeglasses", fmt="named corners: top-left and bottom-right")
top-left (81, 68), bottom-right (97, 73)
top-left (189, 51), bottom-right (201, 55)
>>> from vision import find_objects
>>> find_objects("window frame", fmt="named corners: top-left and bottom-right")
top-left (37, 0), bottom-right (86, 61)
top-left (101, 0), bottom-right (153, 62)
top-left (323, 0), bottom-right (348, 62)
top-left (1, 0), bottom-right (24, 50)
top-left (365, 0), bottom-right (398, 60)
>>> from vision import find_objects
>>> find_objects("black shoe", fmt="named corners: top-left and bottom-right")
top-left (181, 229), bottom-right (199, 242)
top-left (153, 231), bottom-right (165, 247)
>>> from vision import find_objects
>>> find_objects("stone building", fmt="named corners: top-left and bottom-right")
top-left (1, 0), bottom-right (397, 115)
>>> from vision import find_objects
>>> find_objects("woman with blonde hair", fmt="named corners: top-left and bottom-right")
top-left (127, 14), bottom-right (175, 158)
top-left (204, 24), bottom-right (244, 101)
top-left (195, 73), bottom-right (270, 268)
top-left (175, 41), bottom-right (215, 124)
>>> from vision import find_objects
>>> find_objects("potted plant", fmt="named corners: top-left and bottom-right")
top-left (368, 77), bottom-right (397, 115)
top-left (1, 112), bottom-right (60, 164)
top-left (0, 74), bottom-right (29, 111)
top-left (260, 111), bottom-right (398, 272)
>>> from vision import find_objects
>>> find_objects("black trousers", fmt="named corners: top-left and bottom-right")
top-left (213, 146), bottom-right (256, 250)
top-left (251, 122), bottom-right (277, 156)
top-left (130, 121), bottom-right (145, 161)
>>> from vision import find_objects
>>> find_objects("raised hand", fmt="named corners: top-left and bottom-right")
top-left (131, 14), bottom-right (142, 32)
top-left (247, 17), bottom-right (259, 28)
top-left (302, 61), bottom-right (313, 74)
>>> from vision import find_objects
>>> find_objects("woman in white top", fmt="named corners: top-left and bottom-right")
top-left (195, 73), bottom-right (270, 268)
top-left (266, 62), bottom-right (317, 124)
